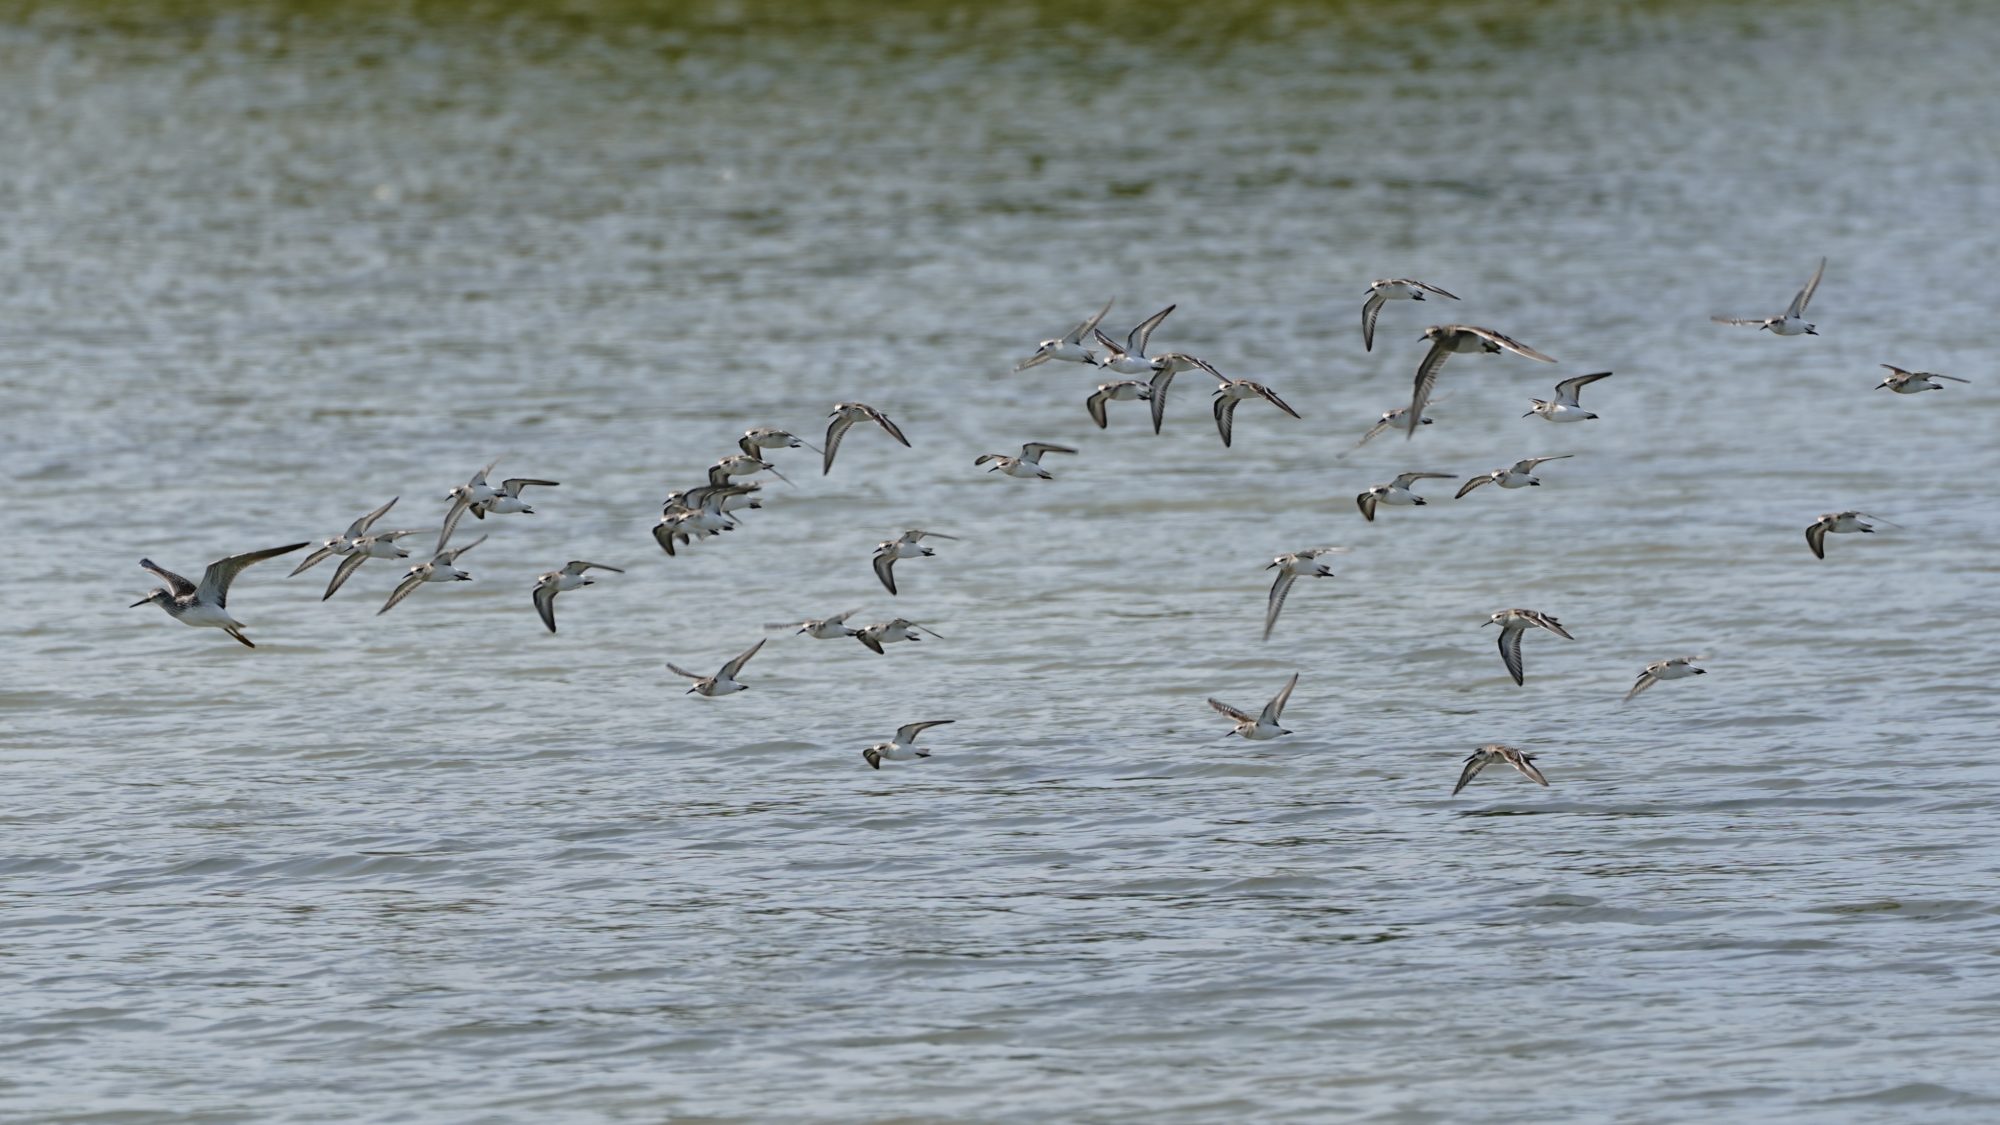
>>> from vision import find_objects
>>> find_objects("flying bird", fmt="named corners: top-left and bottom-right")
top-left (871, 529), bottom-right (956, 595)
top-left (1455, 454), bottom-right (1575, 499)
top-left (1482, 608), bottom-right (1575, 686)
top-left (1357, 472), bottom-right (1454, 521)
top-left (1875, 365), bottom-right (1968, 394)
top-left (1452, 744), bottom-right (1550, 795)
top-left (1713, 257), bottom-right (1825, 335)
top-left (667, 638), bottom-right (766, 697)
top-left (1015, 298), bottom-right (1114, 370)
top-left (975, 442), bottom-right (1078, 480)
top-left (1624, 655), bottom-right (1707, 702)
top-left (1263, 547), bottom-right (1346, 641)
top-left (1405, 325), bottom-right (1555, 438)
top-left (1209, 371), bottom-right (1301, 448)
top-left (862, 720), bottom-right (956, 769)
top-left (1805, 510), bottom-right (1887, 559)
top-left (531, 560), bottom-right (624, 633)
top-left (378, 535), bottom-right (487, 616)
top-left (1524, 372), bottom-right (1612, 423)
top-left (823, 402), bottom-right (911, 475)
top-left (130, 542), bottom-right (309, 648)
top-left (1361, 278), bottom-right (1459, 352)
top-left (1209, 672), bottom-right (1299, 741)
top-left (291, 496), bottom-right (399, 575)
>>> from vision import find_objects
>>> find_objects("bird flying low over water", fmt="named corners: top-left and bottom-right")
top-left (132, 542), bottom-right (309, 648)
top-left (862, 719), bottom-right (955, 769)
top-left (1015, 298), bottom-right (1114, 370)
top-left (1455, 455), bottom-right (1575, 499)
top-left (1406, 325), bottom-right (1556, 438)
top-left (1361, 278), bottom-right (1459, 352)
top-left (1085, 369), bottom-right (1175, 432)
top-left (1875, 365), bottom-right (1967, 394)
top-left (1358, 472), bottom-right (1454, 521)
top-left (1805, 510), bottom-right (1888, 559)
top-left (1524, 372), bottom-right (1612, 423)
top-left (1624, 655), bottom-right (1707, 702)
top-left (1713, 257), bottom-right (1825, 335)
top-left (1452, 744), bottom-right (1550, 795)
top-left (823, 402), bottom-right (911, 476)
top-left (1209, 370), bottom-right (1301, 448)
top-left (668, 638), bottom-right (766, 697)
top-left (975, 442), bottom-right (1077, 480)
top-left (1263, 547), bottom-right (1346, 642)
top-left (378, 535), bottom-right (487, 616)
top-left (291, 497), bottom-right (399, 576)
top-left (531, 560), bottom-right (624, 633)
top-left (1209, 672), bottom-right (1299, 741)
top-left (872, 529), bottom-right (956, 595)
top-left (1483, 608), bottom-right (1574, 686)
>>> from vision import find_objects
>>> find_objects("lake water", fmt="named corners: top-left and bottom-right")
top-left (6, 1), bottom-right (2000, 1120)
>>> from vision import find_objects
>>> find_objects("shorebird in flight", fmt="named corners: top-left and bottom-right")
top-left (1015, 298), bottom-right (1114, 370)
top-left (823, 402), bottom-right (911, 475)
top-left (1805, 510), bottom-right (1888, 559)
top-left (291, 497), bottom-right (398, 576)
top-left (854, 617), bottom-right (942, 653)
top-left (739, 427), bottom-right (820, 457)
top-left (1875, 365), bottom-right (1967, 394)
top-left (975, 442), bottom-right (1078, 480)
top-left (378, 535), bottom-right (486, 616)
top-left (321, 527), bottom-right (426, 600)
top-left (872, 530), bottom-right (955, 595)
top-left (1209, 371), bottom-right (1301, 448)
top-left (767, 609), bottom-right (863, 641)
top-left (1361, 278), bottom-right (1459, 352)
top-left (1209, 672), bottom-right (1299, 741)
top-left (1263, 547), bottom-right (1346, 641)
top-left (531, 561), bottom-right (624, 633)
top-left (1483, 608), bottom-right (1574, 686)
top-left (1452, 744), bottom-right (1550, 795)
top-left (439, 461), bottom-right (557, 550)
top-left (667, 638), bottom-right (766, 696)
top-left (1357, 472), bottom-right (1454, 521)
top-left (1455, 454), bottom-right (1575, 499)
top-left (1524, 372), bottom-right (1612, 423)
top-left (1625, 655), bottom-right (1707, 702)
top-left (862, 720), bottom-right (955, 769)
top-left (1713, 257), bottom-right (1825, 335)
top-left (1085, 369), bottom-right (1175, 432)
top-left (131, 542), bottom-right (308, 648)
top-left (1405, 325), bottom-right (1555, 438)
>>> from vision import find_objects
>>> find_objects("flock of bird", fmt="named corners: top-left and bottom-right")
top-left (131, 256), bottom-right (1965, 790)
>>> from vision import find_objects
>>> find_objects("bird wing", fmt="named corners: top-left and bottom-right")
top-left (438, 534), bottom-right (486, 565)
top-left (1126, 304), bottom-right (1175, 355)
top-left (1406, 339), bottom-right (1452, 438)
top-left (1499, 627), bottom-right (1527, 686)
top-left (1518, 454), bottom-right (1575, 472)
top-left (1352, 415), bottom-right (1393, 451)
top-left (1207, 698), bottom-right (1253, 723)
top-left (322, 551), bottom-right (371, 601)
top-left (1805, 519), bottom-right (1827, 559)
top-left (348, 495), bottom-right (400, 537)
top-left (652, 520), bottom-right (682, 557)
top-left (1451, 751), bottom-right (1490, 795)
top-left (139, 559), bottom-right (198, 598)
top-left (501, 478), bottom-right (558, 496)
top-left (1391, 472), bottom-right (1454, 488)
top-left (199, 542), bottom-right (307, 607)
top-left (533, 579), bottom-right (560, 633)
top-left (665, 662), bottom-right (703, 681)
top-left (1361, 292), bottom-right (1387, 352)
top-left (1530, 611), bottom-right (1573, 640)
top-left (1554, 371), bottom-right (1613, 400)
top-left (1711, 316), bottom-right (1769, 326)
top-left (468, 457), bottom-right (501, 489)
top-left (873, 549), bottom-right (899, 595)
top-left (974, 454), bottom-right (1003, 467)
top-left (1507, 750), bottom-right (1550, 787)
top-left (1022, 443), bottom-right (1078, 460)
top-left (1414, 280), bottom-right (1460, 300)
top-left (1356, 491), bottom-right (1378, 521)
top-left (1148, 368), bottom-right (1175, 434)
top-left (1213, 395), bottom-right (1238, 448)
top-left (1069, 296), bottom-right (1115, 345)
top-left (1622, 669), bottom-right (1659, 702)
top-left (1470, 326), bottom-right (1556, 363)
top-left (1455, 475), bottom-right (1493, 500)
top-left (377, 569), bottom-right (427, 615)
top-left (856, 632), bottom-right (885, 654)
top-left (823, 412), bottom-right (858, 475)
top-left (894, 719), bottom-right (955, 743)
top-left (1091, 328), bottom-right (1127, 362)
top-left (910, 529), bottom-right (959, 541)
top-left (566, 561), bottom-right (624, 575)
top-left (1789, 256), bottom-right (1826, 317)
top-left (1263, 571), bottom-right (1298, 642)
top-left (437, 496), bottom-right (472, 554)
top-left (1085, 388), bottom-right (1112, 429)
top-left (706, 463), bottom-right (733, 487)
top-left (289, 544), bottom-right (335, 576)
top-left (864, 404), bottom-right (910, 447)
top-left (1251, 382), bottom-right (1301, 418)
top-left (720, 638), bottom-right (766, 680)
top-left (1260, 672), bottom-right (1299, 725)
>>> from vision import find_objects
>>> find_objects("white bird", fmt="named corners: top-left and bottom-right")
top-left (1876, 365), bottom-right (1968, 394)
top-left (1482, 608), bottom-right (1574, 686)
top-left (767, 609), bottom-right (863, 640)
top-left (1713, 257), bottom-right (1825, 335)
top-left (321, 528), bottom-right (426, 600)
top-left (872, 529), bottom-right (956, 595)
top-left (1085, 368), bottom-right (1175, 432)
top-left (739, 427), bottom-right (821, 457)
top-left (1263, 547), bottom-right (1346, 641)
top-left (823, 402), bottom-right (911, 476)
top-left (439, 460), bottom-right (556, 550)
top-left (667, 638), bottom-right (766, 697)
top-left (1455, 454), bottom-right (1575, 499)
top-left (1209, 672), bottom-right (1299, 741)
top-left (1805, 510), bottom-right (1887, 560)
top-left (1348, 402), bottom-right (1439, 453)
top-left (653, 484), bottom-right (760, 556)
top-left (531, 560), bottom-right (624, 633)
top-left (1404, 325), bottom-right (1556, 438)
top-left (1361, 278), bottom-right (1459, 352)
top-left (130, 543), bottom-right (308, 648)
top-left (854, 617), bottom-right (943, 654)
top-left (378, 535), bottom-right (487, 616)
top-left (862, 720), bottom-right (956, 769)
top-left (1524, 372), bottom-right (1612, 423)
top-left (1625, 655), bottom-right (1707, 702)
top-left (1015, 298), bottom-right (1114, 370)
top-left (291, 497), bottom-right (398, 575)
top-left (709, 454), bottom-right (792, 487)
top-left (1357, 472), bottom-right (1454, 521)
top-left (1209, 370), bottom-right (1302, 448)
top-left (975, 442), bottom-right (1078, 480)
top-left (1452, 744), bottom-right (1550, 796)
top-left (478, 475), bottom-right (558, 517)
top-left (1089, 305), bottom-right (1222, 385)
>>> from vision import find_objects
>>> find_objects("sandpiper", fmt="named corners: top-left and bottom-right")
top-left (1357, 472), bottom-right (1454, 521)
top-left (1455, 454), bottom-right (1575, 499)
top-left (321, 528), bottom-right (426, 600)
top-left (131, 542), bottom-right (309, 648)
top-left (1624, 655), bottom-right (1707, 702)
top-left (975, 442), bottom-right (1078, 480)
top-left (1361, 278), bottom-right (1459, 352)
top-left (439, 461), bottom-right (556, 550)
top-left (1525, 372), bottom-right (1612, 422)
top-left (1713, 257), bottom-right (1825, 335)
top-left (1405, 325), bottom-right (1555, 438)
top-left (653, 484), bottom-right (761, 556)
top-left (823, 402), bottom-right (911, 475)
top-left (1088, 304), bottom-right (1175, 375)
top-left (709, 453), bottom-right (792, 487)
top-left (1483, 608), bottom-right (1574, 686)
top-left (872, 530), bottom-right (956, 595)
top-left (1805, 510), bottom-right (1884, 560)
top-left (1085, 368), bottom-right (1175, 432)
top-left (1452, 744), bottom-right (1549, 795)
top-left (1349, 403), bottom-right (1438, 453)
top-left (1210, 370), bottom-right (1301, 448)
top-left (378, 534), bottom-right (487, 616)
top-left (291, 496), bottom-right (399, 576)
top-left (1015, 298), bottom-right (1114, 370)
top-left (1209, 671), bottom-right (1299, 741)
top-left (739, 427), bottom-right (821, 457)
top-left (479, 476), bottom-right (558, 517)
top-left (1264, 547), bottom-right (1346, 641)
top-left (667, 638), bottom-right (766, 696)
top-left (862, 720), bottom-right (955, 769)
top-left (767, 609), bottom-right (863, 640)
top-left (1876, 365), bottom-right (1968, 394)
top-left (531, 560), bottom-right (624, 633)
top-left (854, 617), bottom-right (942, 653)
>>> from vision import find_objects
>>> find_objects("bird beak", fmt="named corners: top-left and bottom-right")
top-left (1805, 327), bottom-right (1818, 335)
top-left (129, 597), bottom-right (150, 608)
top-left (685, 686), bottom-right (697, 695)
top-left (1480, 618), bottom-right (1495, 627)
top-left (1875, 382), bottom-right (1889, 389)
top-left (1521, 410), bottom-right (1534, 417)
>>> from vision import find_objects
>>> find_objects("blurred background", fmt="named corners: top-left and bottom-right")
top-left (5, 1), bottom-right (1999, 1120)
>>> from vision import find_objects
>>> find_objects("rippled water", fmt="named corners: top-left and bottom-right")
top-left (7, 1), bottom-right (2000, 1120)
